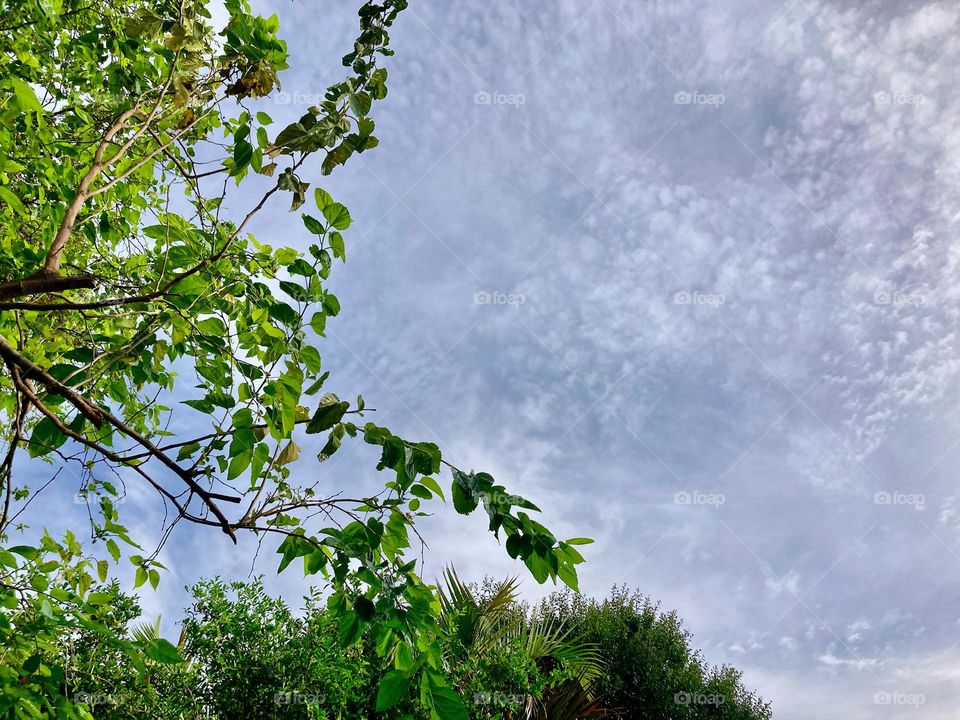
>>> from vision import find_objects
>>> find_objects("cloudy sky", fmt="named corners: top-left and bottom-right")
top-left (19, 0), bottom-right (960, 717)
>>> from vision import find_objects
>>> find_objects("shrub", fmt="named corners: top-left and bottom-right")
top-left (534, 586), bottom-right (771, 719)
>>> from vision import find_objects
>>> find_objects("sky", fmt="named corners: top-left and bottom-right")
top-left (16, 1), bottom-right (960, 718)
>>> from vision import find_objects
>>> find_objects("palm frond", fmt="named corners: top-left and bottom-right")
top-left (510, 616), bottom-right (604, 686)
top-left (521, 680), bottom-right (616, 720)
top-left (438, 566), bottom-right (476, 615)
top-left (483, 575), bottom-right (521, 613)
top-left (130, 616), bottom-right (162, 645)
top-left (438, 567), bottom-right (604, 692)
top-left (439, 567), bottom-right (522, 652)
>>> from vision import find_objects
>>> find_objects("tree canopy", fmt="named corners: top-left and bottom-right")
top-left (39, 576), bottom-right (772, 719)
top-left (0, 1), bottom-right (589, 717)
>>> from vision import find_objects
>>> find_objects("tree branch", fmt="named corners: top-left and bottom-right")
top-left (0, 271), bottom-right (96, 301)
top-left (43, 107), bottom-right (141, 275)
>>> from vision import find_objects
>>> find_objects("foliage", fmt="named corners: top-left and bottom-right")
top-left (0, 0), bottom-right (588, 716)
top-left (179, 578), bottom-right (375, 720)
top-left (0, 545), bottom-right (187, 719)
top-left (436, 569), bottom-right (606, 719)
top-left (533, 587), bottom-right (773, 719)
top-left (56, 576), bottom-right (611, 719)
top-left (51, 579), bottom-right (772, 719)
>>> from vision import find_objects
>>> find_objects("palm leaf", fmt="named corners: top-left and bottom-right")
top-left (130, 616), bottom-right (161, 645)
top-left (521, 680), bottom-right (616, 720)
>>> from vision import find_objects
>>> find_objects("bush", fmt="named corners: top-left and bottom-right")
top-left (534, 586), bottom-right (771, 719)
top-left (181, 578), bottom-right (376, 719)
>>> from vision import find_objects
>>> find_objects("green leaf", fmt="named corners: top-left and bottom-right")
top-left (28, 416), bottom-right (67, 457)
top-left (338, 610), bottom-right (362, 646)
top-left (250, 443), bottom-right (271, 486)
top-left (506, 533), bottom-right (529, 559)
top-left (451, 472), bottom-right (477, 515)
top-left (177, 442), bottom-right (201, 461)
top-left (196, 317), bottom-right (227, 336)
top-left (354, 595), bottom-right (375, 620)
top-left (557, 562), bottom-right (579, 591)
top-left (409, 484), bottom-right (432, 500)
top-left (106, 539), bottom-right (121, 561)
top-left (321, 202), bottom-right (351, 230)
top-left (134, 566), bottom-right (147, 588)
top-left (376, 670), bottom-right (409, 711)
top-left (304, 550), bottom-right (327, 575)
top-left (301, 346), bottom-right (322, 374)
top-left (276, 441), bottom-right (300, 465)
top-left (429, 685), bottom-right (469, 720)
top-left (231, 139), bottom-right (253, 176)
top-left (306, 398), bottom-right (348, 434)
top-left (268, 302), bottom-right (298, 327)
top-left (9, 545), bottom-right (38, 560)
top-left (322, 292), bottom-right (341, 316)
top-left (277, 534), bottom-right (311, 573)
top-left (124, 8), bottom-right (162, 37)
top-left (419, 476), bottom-right (445, 501)
top-left (302, 214), bottom-right (324, 235)
top-left (329, 231), bottom-right (345, 261)
top-left (2, 78), bottom-right (43, 112)
top-left (314, 188), bottom-right (333, 210)
top-left (349, 91), bottom-right (372, 116)
top-left (143, 638), bottom-right (183, 664)
top-left (287, 258), bottom-right (315, 276)
top-left (30, 574), bottom-right (49, 592)
top-left (318, 423), bottom-right (345, 461)
top-left (274, 122), bottom-right (308, 149)
top-left (524, 553), bottom-right (549, 583)
top-left (0, 186), bottom-right (27, 217)
top-left (227, 450), bottom-right (251, 481)
top-left (309, 311), bottom-right (326, 336)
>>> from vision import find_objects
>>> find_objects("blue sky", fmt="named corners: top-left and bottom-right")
top-left (18, 1), bottom-right (960, 718)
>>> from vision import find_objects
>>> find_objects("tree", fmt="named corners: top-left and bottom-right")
top-left (179, 578), bottom-right (375, 719)
top-left (0, 1), bottom-right (589, 716)
top-left (534, 587), bottom-right (772, 719)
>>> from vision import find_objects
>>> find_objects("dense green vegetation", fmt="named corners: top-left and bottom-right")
top-left (41, 576), bottom-right (770, 719)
